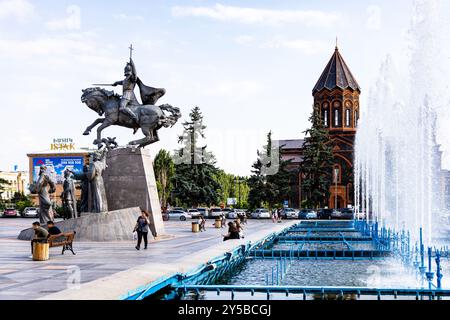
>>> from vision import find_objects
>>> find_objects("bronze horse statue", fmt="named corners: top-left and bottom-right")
top-left (81, 87), bottom-right (181, 148)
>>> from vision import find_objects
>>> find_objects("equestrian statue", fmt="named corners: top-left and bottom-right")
top-left (81, 45), bottom-right (181, 148)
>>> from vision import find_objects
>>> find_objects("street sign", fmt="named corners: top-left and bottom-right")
top-left (227, 198), bottom-right (237, 205)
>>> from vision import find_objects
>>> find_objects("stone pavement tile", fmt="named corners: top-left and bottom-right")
top-left (0, 269), bottom-right (17, 274)
top-left (0, 218), bottom-right (298, 300)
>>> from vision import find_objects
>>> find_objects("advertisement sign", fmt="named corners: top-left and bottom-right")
top-left (32, 156), bottom-right (84, 184)
top-left (50, 138), bottom-right (76, 151)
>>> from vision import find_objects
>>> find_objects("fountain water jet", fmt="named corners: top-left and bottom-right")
top-left (355, 0), bottom-right (448, 245)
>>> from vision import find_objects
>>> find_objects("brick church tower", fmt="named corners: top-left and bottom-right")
top-left (312, 45), bottom-right (360, 209)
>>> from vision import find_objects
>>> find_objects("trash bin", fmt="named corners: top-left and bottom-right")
top-left (32, 242), bottom-right (49, 261)
top-left (192, 221), bottom-right (200, 233)
top-left (215, 218), bottom-right (221, 228)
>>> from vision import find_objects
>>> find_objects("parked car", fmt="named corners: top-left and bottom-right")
top-left (280, 208), bottom-right (298, 219)
top-left (338, 208), bottom-right (354, 220)
top-left (2, 208), bottom-right (19, 218)
top-left (318, 208), bottom-right (337, 220)
top-left (225, 209), bottom-right (238, 219)
top-left (187, 208), bottom-right (202, 218)
top-left (196, 207), bottom-right (208, 217)
top-left (209, 208), bottom-right (222, 218)
top-left (298, 209), bottom-right (317, 219)
top-left (166, 209), bottom-right (192, 221)
top-left (251, 208), bottom-right (270, 219)
top-left (22, 207), bottom-right (39, 218)
top-left (221, 208), bottom-right (233, 217)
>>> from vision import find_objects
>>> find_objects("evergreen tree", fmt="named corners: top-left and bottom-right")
top-left (301, 108), bottom-right (334, 208)
top-left (172, 107), bottom-right (221, 207)
top-left (248, 131), bottom-right (293, 210)
top-left (153, 149), bottom-right (175, 209)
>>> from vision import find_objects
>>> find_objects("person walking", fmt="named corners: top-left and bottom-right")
top-left (199, 216), bottom-right (206, 232)
top-left (134, 209), bottom-right (150, 250)
top-left (221, 213), bottom-right (227, 228)
top-left (235, 219), bottom-right (244, 238)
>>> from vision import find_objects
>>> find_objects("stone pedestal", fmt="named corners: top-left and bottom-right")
top-left (19, 207), bottom-right (143, 241)
top-left (103, 147), bottom-right (165, 237)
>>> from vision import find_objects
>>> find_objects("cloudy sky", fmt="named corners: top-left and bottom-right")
top-left (1, 0), bottom-right (449, 176)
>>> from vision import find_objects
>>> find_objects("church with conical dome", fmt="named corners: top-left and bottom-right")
top-left (279, 45), bottom-right (360, 209)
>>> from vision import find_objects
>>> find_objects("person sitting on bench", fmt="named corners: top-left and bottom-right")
top-left (223, 222), bottom-right (240, 241)
top-left (31, 222), bottom-right (49, 254)
top-left (47, 221), bottom-right (63, 236)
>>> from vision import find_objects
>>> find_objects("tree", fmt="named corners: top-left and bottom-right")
top-left (153, 149), bottom-right (175, 209)
top-left (247, 131), bottom-right (293, 210)
top-left (171, 107), bottom-right (221, 207)
top-left (0, 178), bottom-right (10, 208)
top-left (0, 178), bottom-right (9, 195)
top-left (301, 108), bottom-right (334, 208)
top-left (214, 171), bottom-right (250, 208)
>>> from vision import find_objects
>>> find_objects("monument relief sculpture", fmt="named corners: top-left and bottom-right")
top-left (73, 165), bottom-right (89, 213)
top-left (29, 165), bottom-right (56, 224)
top-left (61, 169), bottom-right (77, 219)
top-left (89, 150), bottom-right (108, 213)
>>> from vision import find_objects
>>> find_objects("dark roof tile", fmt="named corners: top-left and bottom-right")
top-left (313, 47), bottom-right (360, 94)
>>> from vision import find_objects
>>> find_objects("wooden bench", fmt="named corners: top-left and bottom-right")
top-left (48, 232), bottom-right (76, 255)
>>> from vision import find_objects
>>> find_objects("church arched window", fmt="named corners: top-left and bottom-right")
top-left (324, 110), bottom-right (328, 127)
top-left (332, 164), bottom-right (341, 184)
top-left (345, 109), bottom-right (351, 127)
top-left (332, 101), bottom-right (341, 127)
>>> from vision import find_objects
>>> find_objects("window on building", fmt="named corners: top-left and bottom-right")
top-left (324, 110), bottom-right (328, 127)
top-left (345, 109), bottom-right (351, 127)
top-left (334, 109), bottom-right (340, 127)
top-left (333, 166), bottom-right (340, 184)
top-left (355, 110), bottom-right (359, 127)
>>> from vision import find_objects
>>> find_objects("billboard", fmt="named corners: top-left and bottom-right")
top-left (32, 156), bottom-right (84, 184)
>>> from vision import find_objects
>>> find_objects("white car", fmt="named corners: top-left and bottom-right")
top-left (225, 210), bottom-right (238, 219)
top-left (281, 208), bottom-right (298, 219)
top-left (209, 208), bottom-right (223, 218)
top-left (22, 207), bottom-right (39, 218)
top-left (167, 210), bottom-right (192, 221)
top-left (187, 209), bottom-right (202, 218)
top-left (251, 209), bottom-right (270, 219)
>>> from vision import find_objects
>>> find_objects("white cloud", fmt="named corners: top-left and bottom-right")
top-left (262, 36), bottom-right (328, 54)
top-left (0, 0), bottom-right (34, 22)
top-left (113, 13), bottom-right (144, 21)
top-left (171, 4), bottom-right (340, 27)
top-left (366, 5), bottom-right (381, 30)
top-left (234, 35), bottom-right (254, 45)
top-left (46, 5), bottom-right (81, 31)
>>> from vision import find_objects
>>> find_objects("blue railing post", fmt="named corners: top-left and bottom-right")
top-left (435, 250), bottom-right (443, 290)
top-left (425, 247), bottom-right (435, 294)
top-left (419, 228), bottom-right (426, 279)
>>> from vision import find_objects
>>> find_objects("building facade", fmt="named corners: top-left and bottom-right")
top-left (280, 46), bottom-right (360, 209)
top-left (0, 171), bottom-right (29, 201)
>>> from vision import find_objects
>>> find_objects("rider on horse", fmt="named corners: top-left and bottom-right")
top-left (112, 58), bottom-right (139, 125)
